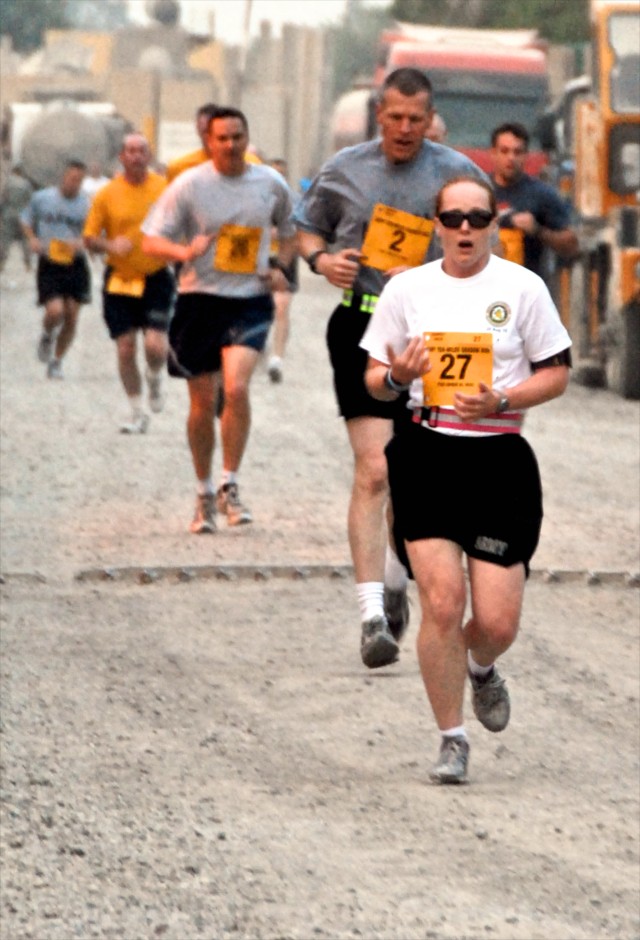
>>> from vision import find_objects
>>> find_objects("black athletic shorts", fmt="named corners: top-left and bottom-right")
top-left (168, 292), bottom-right (274, 378)
top-left (386, 423), bottom-right (543, 576)
top-left (102, 266), bottom-right (174, 339)
top-left (326, 296), bottom-right (403, 422)
top-left (37, 254), bottom-right (91, 305)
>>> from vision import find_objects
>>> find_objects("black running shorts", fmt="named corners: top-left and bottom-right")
top-left (386, 424), bottom-right (543, 576)
top-left (37, 255), bottom-right (91, 305)
top-left (102, 266), bottom-right (174, 339)
top-left (168, 292), bottom-right (274, 378)
top-left (326, 299), bottom-right (403, 421)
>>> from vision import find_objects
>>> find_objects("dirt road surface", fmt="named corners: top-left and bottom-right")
top-left (1, 250), bottom-right (639, 940)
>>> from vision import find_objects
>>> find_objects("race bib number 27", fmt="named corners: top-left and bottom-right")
top-left (422, 332), bottom-right (493, 406)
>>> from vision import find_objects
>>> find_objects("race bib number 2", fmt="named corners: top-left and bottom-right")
top-left (422, 332), bottom-right (493, 406)
top-left (360, 204), bottom-right (434, 271)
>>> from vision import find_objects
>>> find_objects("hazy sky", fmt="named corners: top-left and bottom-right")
top-left (129, 0), bottom-right (388, 43)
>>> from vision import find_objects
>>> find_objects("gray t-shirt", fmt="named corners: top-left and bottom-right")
top-left (142, 162), bottom-right (295, 298)
top-left (294, 139), bottom-right (487, 295)
top-left (20, 185), bottom-right (90, 254)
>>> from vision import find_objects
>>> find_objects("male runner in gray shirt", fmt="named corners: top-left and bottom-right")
top-left (142, 107), bottom-right (295, 533)
top-left (21, 160), bottom-right (91, 379)
top-left (295, 68), bottom-right (486, 670)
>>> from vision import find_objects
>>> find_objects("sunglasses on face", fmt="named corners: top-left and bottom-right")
top-left (437, 209), bottom-right (494, 229)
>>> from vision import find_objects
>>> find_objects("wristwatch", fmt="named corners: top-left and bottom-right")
top-left (496, 393), bottom-right (510, 413)
top-left (306, 249), bottom-right (327, 273)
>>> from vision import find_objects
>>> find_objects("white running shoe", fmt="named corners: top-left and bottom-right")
top-left (146, 370), bottom-right (165, 413)
top-left (267, 356), bottom-right (283, 383)
top-left (47, 359), bottom-right (64, 380)
top-left (120, 413), bottom-right (150, 435)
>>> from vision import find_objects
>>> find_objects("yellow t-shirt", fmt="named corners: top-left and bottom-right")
top-left (166, 148), bottom-right (263, 182)
top-left (165, 148), bottom-right (208, 183)
top-left (83, 172), bottom-right (167, 277)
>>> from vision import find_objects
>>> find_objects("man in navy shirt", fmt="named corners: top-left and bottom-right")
top-left (490, 122), bottom-right (578, 278)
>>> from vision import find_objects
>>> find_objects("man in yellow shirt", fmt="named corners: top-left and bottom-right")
top-left (84, 133), bottom-right (173, 433)
top-left (166, 103), bottom-right (218, 183)
top-left (166, 103), bottom-right (262, 184)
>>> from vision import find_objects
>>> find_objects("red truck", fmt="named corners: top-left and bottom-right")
top-left (330, 22), bottom-right (551, 175)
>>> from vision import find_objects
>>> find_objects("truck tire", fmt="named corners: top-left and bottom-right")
top-left (570, 256), bottom-right (607, 389)
top-left (605, 303), bottom-right (640, 400)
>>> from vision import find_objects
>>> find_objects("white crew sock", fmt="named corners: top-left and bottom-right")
top-left (196, 478), bottom-right (215, 496)
top-left (467, 651), bottom-right (494, 678)
top-left (128, 394), bottom-right (144, 418)
top-left (356, 582), bottom-right (385, 622)
top-left (442, 726), bottom-right (468, 740)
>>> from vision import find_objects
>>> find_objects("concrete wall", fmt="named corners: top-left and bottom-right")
top-left (1, 22), bottom-right (335, 187)
top-left (239, 22), bottom-right (333, 187)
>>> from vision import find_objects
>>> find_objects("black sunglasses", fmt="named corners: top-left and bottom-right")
top-left (438, 209), bottom-right (494, 230)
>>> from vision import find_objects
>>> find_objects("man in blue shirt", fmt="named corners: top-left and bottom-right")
top-left (490, 122), bottom-right (578, 278)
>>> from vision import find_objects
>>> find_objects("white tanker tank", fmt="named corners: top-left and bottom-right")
top-left (7, 100), bottom-right (130, 187)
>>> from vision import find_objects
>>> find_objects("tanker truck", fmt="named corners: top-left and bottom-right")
top-left (3, 99), bottom-right (130, 188)
top-left (540, 0), bottom-right (639, 399)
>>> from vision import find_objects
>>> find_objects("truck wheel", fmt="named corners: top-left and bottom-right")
top-left (570, 257), bottom-right (606, 389)
top-left (605, 303), bottom-right (640, 400)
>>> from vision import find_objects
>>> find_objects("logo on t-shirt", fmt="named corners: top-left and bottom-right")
top-left (486, 301), bottom-right (511, 326)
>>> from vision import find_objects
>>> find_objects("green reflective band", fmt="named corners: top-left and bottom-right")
top-left (341, 290), bottom-right (379, 313)
top-left (361, 293), bottom-right (378, 314)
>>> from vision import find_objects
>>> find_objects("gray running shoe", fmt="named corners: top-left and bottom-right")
top-left (37, 331), bottom-right (54, 363)
top-left (47, 358), bottom-right (64, 380)
top-left (360, 615), bottom-right (399, 669)
top-left (470, 668), bottom-right (511, 732)
top-left (384, 586), bottom-right (410, 642)
top-left (216, 483), bottom-right (253, 525)
top-left (429, 735), bottom-right (470, 784)
top-left (190, 493), bottom-right (217, 534)
top-left (120, 413), bottom-right (149, 435)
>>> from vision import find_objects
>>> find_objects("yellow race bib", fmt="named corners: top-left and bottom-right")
top-left (106, 272), bottom-right (146, 297)
top-left (422, 332), bottom-right (493, 406)
top-left (49, 239), bottom-right (74, 265)
top-left (360, 204), bottom-right (434, 272)
top-left (498, 228), bottom-right (525, 266)
top-left (214, 224), bottom-right (262, 274)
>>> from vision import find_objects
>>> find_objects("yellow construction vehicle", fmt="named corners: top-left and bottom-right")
top-left (543, 0), bottom-right (639, 398)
